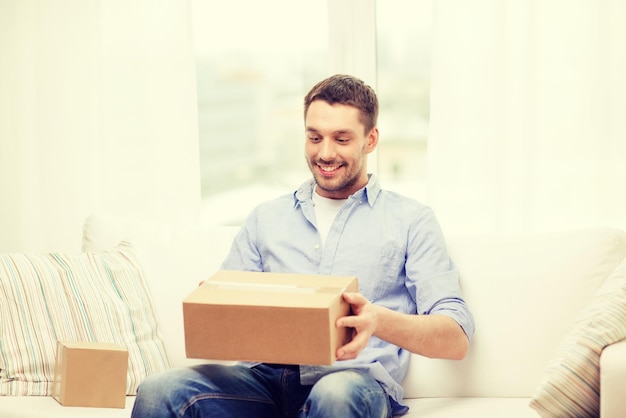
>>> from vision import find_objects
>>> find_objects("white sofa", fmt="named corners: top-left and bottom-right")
top-left (1, 214), bottom-right (625, 418)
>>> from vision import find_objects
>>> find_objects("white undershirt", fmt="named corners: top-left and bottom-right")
top-left (312, 187), bottom-right (348, 247)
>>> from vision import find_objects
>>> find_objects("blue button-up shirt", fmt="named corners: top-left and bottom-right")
top-left (221, 174), bottom-right (475, 413)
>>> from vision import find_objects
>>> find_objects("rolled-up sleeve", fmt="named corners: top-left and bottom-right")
top-left (405, 207), bottom-right (475, 341)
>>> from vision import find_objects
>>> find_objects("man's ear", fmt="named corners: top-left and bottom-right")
top-left (365, 127), bottom-right (379, 153)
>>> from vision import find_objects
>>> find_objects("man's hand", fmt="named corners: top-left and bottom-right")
top-left (335, 291), bottom-right (470, 361)
top-left (335, 292), bottom-right (379, 361)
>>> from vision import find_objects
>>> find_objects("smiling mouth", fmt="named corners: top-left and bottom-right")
top-left (317, 164), bottom-right (341, 176)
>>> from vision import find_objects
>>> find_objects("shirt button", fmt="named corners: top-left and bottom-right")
top-left (314, 244), bottom-right (320, 250)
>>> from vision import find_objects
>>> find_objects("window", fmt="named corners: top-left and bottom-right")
top-left (376, 0), bottom-right (432, 200)
top-left (192, 0), bottom-right (431, 225)
top-left (192, 0), bottom-right (328, 225)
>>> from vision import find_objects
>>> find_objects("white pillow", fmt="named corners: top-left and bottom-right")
top-left (0, 242), bottom-right (170, 396)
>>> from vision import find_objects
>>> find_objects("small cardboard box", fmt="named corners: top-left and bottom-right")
top-left (52, 341), bottom-right (128, 408)
top-left (183, 270), bottom-right (358, 365)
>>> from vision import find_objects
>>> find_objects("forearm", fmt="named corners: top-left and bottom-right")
top-left (373, 305), bottom-right (469, 360)
top-left (336, 292), bottom-right (470, 361)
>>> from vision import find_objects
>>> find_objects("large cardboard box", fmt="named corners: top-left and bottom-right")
top-left (52, 341), bottom-right (128, 408)
top-left (183, 270), bottom-right (358, 365)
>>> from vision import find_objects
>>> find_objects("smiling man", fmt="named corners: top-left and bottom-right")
top-left (304, 80), bottom-right (378, 199)
top-left (131, 74), bottom-right (475, 418)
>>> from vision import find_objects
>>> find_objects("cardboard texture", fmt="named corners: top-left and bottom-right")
top-left (52, 341), bottom-right (128, 408)
top-left (183, 270), bottom-right (358, 365)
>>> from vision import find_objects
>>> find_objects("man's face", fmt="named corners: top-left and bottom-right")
top-left (305, 100), bottom-right (378, 199)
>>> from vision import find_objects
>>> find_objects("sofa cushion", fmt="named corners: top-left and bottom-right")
top-left (529, 257), bottom-right (626, 417)
top-left (81, 214), bottom-right (240, 368)
top-left (403, 227), bottom-right (626, 398)
top-left (0, 242), bottom-right (169, 396)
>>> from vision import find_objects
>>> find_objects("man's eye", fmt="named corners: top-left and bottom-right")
top-left (336, 138), bottom-right (349, 143)
top-left (308, 136), bottom-right (322, 142)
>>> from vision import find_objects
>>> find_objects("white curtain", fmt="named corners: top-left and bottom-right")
top-left (0, 0), bottom-right (200, 253)
top-left (428, 0), bottom-right (626, 235)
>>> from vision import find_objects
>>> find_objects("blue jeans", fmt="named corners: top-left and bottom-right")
top-left (131, 363), bottom-right (392, 418)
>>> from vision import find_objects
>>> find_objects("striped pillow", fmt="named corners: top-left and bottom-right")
top-left (530, 258), bottom-right (626, 417)
top-left (0, 242), bottom-right (170, 396)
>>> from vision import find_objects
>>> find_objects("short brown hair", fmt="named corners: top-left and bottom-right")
top-left (304, 74), bottom-right (378, 133)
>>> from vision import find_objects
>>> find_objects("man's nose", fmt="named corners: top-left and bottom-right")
top-left (318, 139), bottom-right (337, 161)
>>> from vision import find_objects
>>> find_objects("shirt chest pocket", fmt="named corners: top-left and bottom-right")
top-left (334, 243), bottom-right (405, 302)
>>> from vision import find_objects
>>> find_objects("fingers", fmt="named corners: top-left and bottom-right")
top-left (336, 313), bottom-right (364, 329)
top-left (342, 291), bottom-right (367, 307)
top-left (335, 293), bottom-right (379, 361)
top-left (336, 331), bottom-right (368, 360)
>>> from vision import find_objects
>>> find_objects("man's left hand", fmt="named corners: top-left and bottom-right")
top-left (335, 292), bottom-right (379, 361)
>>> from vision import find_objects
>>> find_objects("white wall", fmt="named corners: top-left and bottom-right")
top-left (0, 0), bottom-right (201, 253)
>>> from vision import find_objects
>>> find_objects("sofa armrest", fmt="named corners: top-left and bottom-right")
top-left (601, 338), bottom-right (626, 418)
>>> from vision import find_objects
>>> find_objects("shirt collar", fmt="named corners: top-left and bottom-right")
top-left (293, 174), bottom-right (381, 208)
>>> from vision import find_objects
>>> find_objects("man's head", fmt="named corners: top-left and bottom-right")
top-left (303, 74), bottom-right (379, 199)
